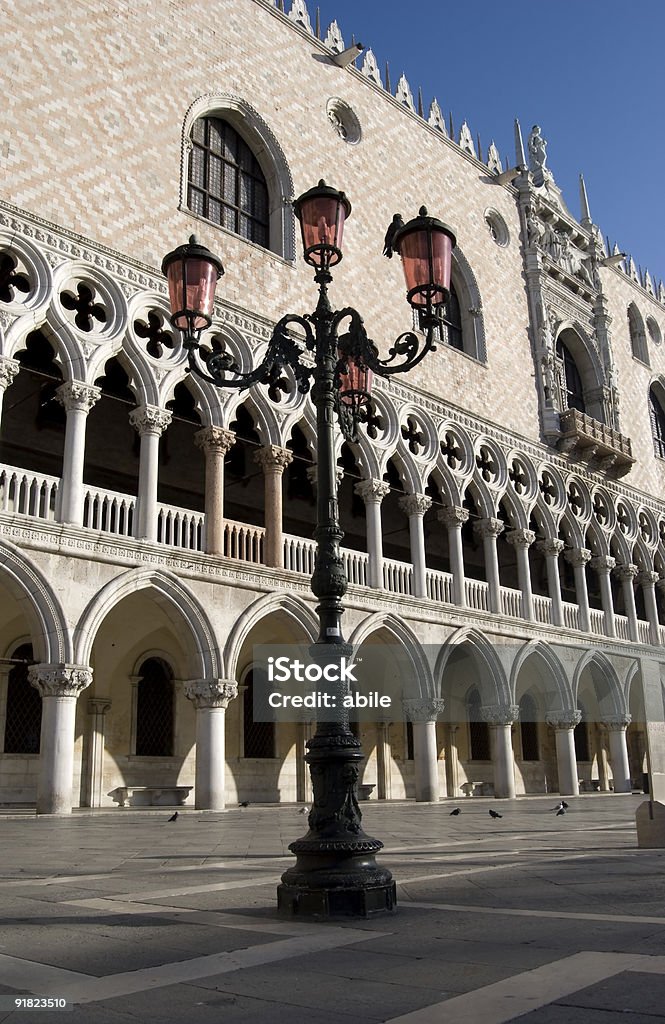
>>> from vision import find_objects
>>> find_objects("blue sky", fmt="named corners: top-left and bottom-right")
top-left (313, 0), bottom-right (664, 285)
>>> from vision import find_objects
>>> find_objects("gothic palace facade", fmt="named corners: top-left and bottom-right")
top-left (2, 0), bottom-right (665, 813)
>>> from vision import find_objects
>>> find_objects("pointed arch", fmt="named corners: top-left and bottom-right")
top-left (223, 592), bottom-right (318, 681)
top-left (573, 650), bottom-right (625, 716)
top-left (0, 540), bottom-right (71, 664)
top-left (348, 612), bottom-right (433, 698)
top-left (509, 639), bottom-right (574, 711)
top-left (435, 626), bottom-right (510, 705)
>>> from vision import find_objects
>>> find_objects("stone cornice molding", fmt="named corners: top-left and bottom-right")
top-left (184, 679), bottom-right (238, 709)
top-left (402, 698), bottom-right (446, 722)
top-left (29, 664), bottom-right (93, 698)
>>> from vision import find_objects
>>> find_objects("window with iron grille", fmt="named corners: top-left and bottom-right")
top-left (467, 687), bottom-right (490, 760)
top-left (188, 117), bottom-right (269, 248)
top-left (416, 283), bottom-right (463, 351)
top-left (135, 658), bottom-right (174, 757)
top-left (3, 643), bottom-right (40, 754)
top-left (519, 694), bottom-right (539, 761)
top-left (649, 386), bottom-right (665, 459)
top-left (243, 669), bottom-right (275, 758)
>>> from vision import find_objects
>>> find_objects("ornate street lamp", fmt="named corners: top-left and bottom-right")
top-left (158, 182), bottom-right (455, 917)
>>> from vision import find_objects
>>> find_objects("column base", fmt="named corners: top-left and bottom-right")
top-left (277, 879), bottom-right (396, 918)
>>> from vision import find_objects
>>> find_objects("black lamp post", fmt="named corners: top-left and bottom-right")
top-left (160, 182), bottom-right (455, 917)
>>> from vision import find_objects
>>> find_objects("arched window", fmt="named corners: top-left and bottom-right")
top-left (441, 283), bottom-right (463, 351)
top-left (3, 643), bottom-right (40, 754)
top-left (135, 658), bottom-right (174, 756)
top-left (416, 254), bottom-right (485, 361)
top-left (556, 337), bottom-right (586, 414)
top-left (519, 694), bottom-right (539, 761)
top-left (467, 686), bottom-right (490, 760)
top-left (649, 384), bottom-right (665, 459)
top-left (243, 669), bottom-right (275, 758)
top-left (188, 117), bottom-right (269, 248)
top-left (628, 303), bottom-right (649, 365)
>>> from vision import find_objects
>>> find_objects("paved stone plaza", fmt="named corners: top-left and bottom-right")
top-left (1, 794), bottom-right (665, 1023)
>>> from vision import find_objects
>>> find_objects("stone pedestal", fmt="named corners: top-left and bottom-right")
top-left (636, 800), bottom-right (665, 848)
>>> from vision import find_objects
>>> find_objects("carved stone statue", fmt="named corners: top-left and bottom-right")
top-left (528, 125), bottom-right (553, 187)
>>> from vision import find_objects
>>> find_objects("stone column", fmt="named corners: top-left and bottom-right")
top-left (506, 528), bottom-right (536, 621)
top-left (614, 564), bottom-right (639, 642)
top-left (29, 664), bottom-right (93, 815)
top-left (398, 493), bottom-right (432, 598)
top-left (184, 679), bottom-right (238, 810)
top-left (474, 518), bottom-right (504, 613)
top-left (602, 714), bottom-right (632, 793)
top-left (538, 539), bottom-right (565, 626)
top-left (354, 479), bottom-right (390, 588)
top-left (564, 548), bottom-right (592, 633)
top-left (129, 405), bottom-right (172, 542)
top-left (253, 445), bottom-right (293, 568)
top-left (590, 555), bottom-right (616, 638)
top-left (438, 506), bottom-right (469, 607)
top-left (0, 356), bottom-right (20, 426)
top-left (55, 382), bottom-right (101, 526)
top-left (595, 725), bottom-right (610, 792)
top-left (637, 570), bottom-right (660, 645)
top-left (445, 724), bottom-right (459, 800)
top-left (546, 711), bottom-right (582, 796)
top-left (85, 697), bottom-right (111, 808)
top-left (376, 720), bottom-right (391, 800)
top-left (481, 704), bottom-right (519, 799)
top-left (194, 426), bottom-right (236, 555)
top-left (403, 698), bottom-right (446, 802)
top-left (296, 721), bottom-right (313, 804)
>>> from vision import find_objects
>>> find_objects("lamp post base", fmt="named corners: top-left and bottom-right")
top-left (277, 878), bottom-right (396, 918)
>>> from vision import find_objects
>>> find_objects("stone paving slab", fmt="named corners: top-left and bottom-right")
top-left (1, 796), bottom-right (665, 1023)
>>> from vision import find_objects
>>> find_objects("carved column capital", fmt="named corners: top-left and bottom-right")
top-left (129, 405), bottom-right (172, 436)
top-left (506, 528), bottom-right (536, 549)
top-left (474, 517), bottom-right (504, 539)
top-left (354, 478), bottom-right (391, 503)
top-left (87, 697), bottom-right (112, 716)
top-left (309, 464), bottom-right (343, 486)
top-left (402, 698), bottom-right (445, 722)
top-left (537, 538), bottom-right (565, 558)
top-left (398, 493), bottom-right (432, 517)
top-left (481, 704), bottom-right (520, 726)
top-left (253, 445), bottom-right (293, 473)
top-left (564, 547), bottom-right (592, 568)
top-left (637, 570), bottom-right (659, 588)
top-left (194, 426), bottom-right (236, 454)
top-left (0, 356), bottom-right (20, 391)
top-left (546, 710), bottom-right (582, 731)
top-left (184, 679), bottom-right (238, 710)
top-left (55, 380), bottom-right (101, 413)
top-left (614, 563), bottom-right (639, 583)
top-left (437, 505), bottom-right (469, 528)
top-left (590, 555), bottom-right (616, 575)
top-left (29, 664), bottom-right (93, 698)
top-left (601, 713), bottom-right (632, 731)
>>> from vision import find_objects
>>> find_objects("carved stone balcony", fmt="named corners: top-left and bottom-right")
top-left (557, 409), bottom-right (634, 477)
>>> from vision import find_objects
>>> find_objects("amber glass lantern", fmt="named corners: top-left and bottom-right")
top-left (293, 180), bottom-right (352, 270)
top-left (392, 207), bottom-right (456, 310)
top-left (161, 235), bottom-right (224, 337)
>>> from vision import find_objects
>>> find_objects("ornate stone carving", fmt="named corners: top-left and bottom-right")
top-left (528, 124), bottom-right (552, 187)
top-left (402, 698), bottom-right (445, 722)
top-left (360, 48), bottom-right (382, 86)
top-left (184, 679), bottom-right (238, 709)
top-left (613, 563), bottom-right (638, 583)
top-left (506, 528), bottom-right (536, 549)
top-left (395, 74), bottom-right (415, 111)
top-left (438, 505), bottom-right (469, 529)
top-left (129, 405), bottom-right (172, 436)
top-left (637, 570), bottom-right (660, 588)
top-left (564, 547), bottom-right (592, 568)
top-left (458, 121), bottom-right (476, 157)
top-left (253, 445), bottom-right (293, 472)
top-left (29, 664), bottom-right (93, 698)
top-left (55, 381), bottom-right (101, 413)
top-left (590, 555), bottom-right (616, 575)
top-left (0, 356), bottom-right (20, 391)
top-left (546, 710), bottom-right (582, 731)
top-left (601, 714), bottom-right (632, 731)
top-left (194, 426), bottom-right (236, 454)
top-left (481, 704), bottom-right (520, 726)
top-left (537, 538), bottom-right (565, 558)
top-left (354, 479), bottom-right (390, 503)
top-left (428, 99), bottom-right (447, 135)
top-left (398, 493), bottom-right (432, 517)
top-left (474, 517), bottom-right (504, 540)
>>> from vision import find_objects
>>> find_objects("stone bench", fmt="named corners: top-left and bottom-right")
top-left (358, 784), bottom-right (375, 801)
top-left (112, 786), bottom-right (192, 808)
top-left (460, 782), bottom-right (494, 797)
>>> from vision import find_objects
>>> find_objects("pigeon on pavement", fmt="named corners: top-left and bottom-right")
top-left (449, 808), bottom-right (461, 816)
top-left (168, 812), bottom-right (178, 822)
top-left (239, 801), bottom-right (250, 808)
top-left (556, 807), bottom-right (566, 816)
top-left (488, 809), bottom-right (503, 819)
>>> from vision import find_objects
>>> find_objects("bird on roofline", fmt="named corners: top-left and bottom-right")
top-left (383, 213), bottom-right (404, 258)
